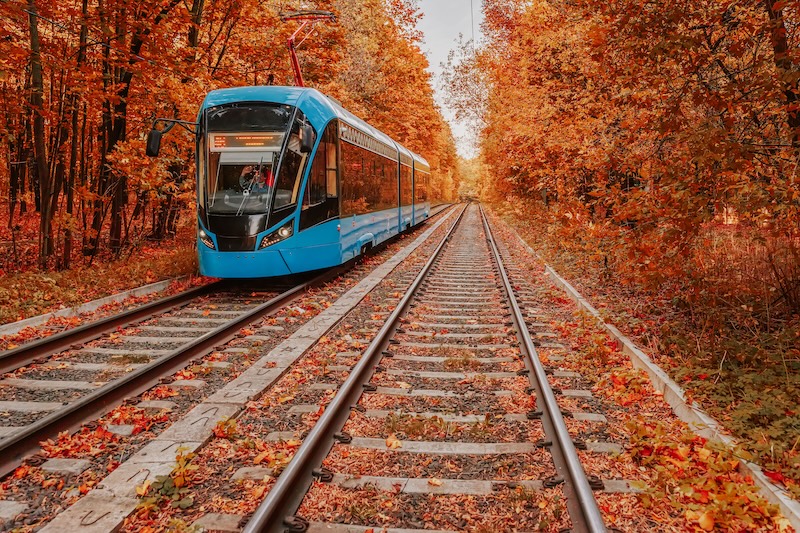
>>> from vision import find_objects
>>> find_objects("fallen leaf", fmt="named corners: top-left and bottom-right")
top-left (428, 477), bottom-right (443, 486)
top-left (386, 433), bottom-right (402, 449)
top-left (698, 511), bottom-right (715, 531)
top-left (135, 480), bottom-right (151, 496)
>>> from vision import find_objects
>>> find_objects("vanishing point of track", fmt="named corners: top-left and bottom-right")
top-left (245, 203), bottom-right (608, 533)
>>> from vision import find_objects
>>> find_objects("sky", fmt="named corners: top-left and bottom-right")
top-left (416, 0), bottom-right (483, 159)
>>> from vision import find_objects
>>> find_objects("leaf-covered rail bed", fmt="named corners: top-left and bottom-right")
top-left (0, 204), bottom-right (790, 532)
top-left (0, 209), bottom-right (456, 531)
top-left (235, 204), bottom-right (615, 532)
top-left (0, 277), bottom-right (314, 478)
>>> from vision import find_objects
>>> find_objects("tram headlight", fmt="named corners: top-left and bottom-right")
top-left (259, 222), bottom-right (294, 249)
top-left (198, 228), bottom-right (215, 250)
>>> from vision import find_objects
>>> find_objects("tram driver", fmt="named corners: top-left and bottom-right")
top-left (239, 164), bottom-right (275, 192)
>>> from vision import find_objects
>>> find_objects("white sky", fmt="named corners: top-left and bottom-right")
top-left (416, 0), bottom-right (483, 159)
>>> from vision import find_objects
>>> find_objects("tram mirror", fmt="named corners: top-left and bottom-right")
top-left (300, 124), bottom-right (314, 153)
top-left (145, 129), bottom-right (162, 157)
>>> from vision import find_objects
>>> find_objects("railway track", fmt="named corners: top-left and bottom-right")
top-left (0, 207), bottom-right (453, 482)
top-left (1, 204), bottom-right (665, 532)
top-left (244, 203), bottom-right (615, 532)
top-left (0, 276), bottom-right (329, 477)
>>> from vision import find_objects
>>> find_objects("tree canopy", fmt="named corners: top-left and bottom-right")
top-left (0, 0), bottom-right (458, 271)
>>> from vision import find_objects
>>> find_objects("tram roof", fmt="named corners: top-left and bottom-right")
top-left (412, 152), bottom-right (430, 170)
top-left (200, 86), bottom-right (418, 160)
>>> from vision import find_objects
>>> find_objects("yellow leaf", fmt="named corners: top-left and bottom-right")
top-left (385, 433), bottom-right (402, 449)
top-left (254, 450), bottom-right (270, 464)
top-left (428, 477), bottom-right (443, 486)
top-left (397, 382), bottom-right (412, 389)
top-left (698, 511), bottom-right (715, 531)
top-left (135, 480), bottom-right (150, 496)
top-left (697, 447), bottom-right (711, 461)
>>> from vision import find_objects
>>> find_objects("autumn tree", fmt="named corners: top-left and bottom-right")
top-left (450, 0), bottom-right (800, 297)
top-left (330, 0), bottom-right (459, 201)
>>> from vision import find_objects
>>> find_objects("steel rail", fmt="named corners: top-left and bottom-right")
top-left (243, 203), bottom-right (468, 533)
top-left (0, 204), bottom-right (451, 377)
top-left (0, 280), bottom-right (228, 375)
top-left (480, 205), bottom-right (607, 533)
top-left (0, 268), bottom-right (346, 478)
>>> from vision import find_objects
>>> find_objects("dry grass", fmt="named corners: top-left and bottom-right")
top-left (0, 239), bottom-right (197, 324)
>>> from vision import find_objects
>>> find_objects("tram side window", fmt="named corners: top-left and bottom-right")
top-left (341, 141), bottom-right (398, 216)
top-left (341, 142), bottom-right (367, 215)
top-left (305, 147), bottom-right (326, 209)
top-left (326, 134), bottom-right (337, 198)
top-left (275, 115), bottom-right (315, 211)
top-left (378, 159), bottom-right (397, 210)
top-left (416, 171), bottom-right (429, 202)
top-left (304, 122), bottom-right (339, 209)
top-left (400, 165), bottom-right (412, 206)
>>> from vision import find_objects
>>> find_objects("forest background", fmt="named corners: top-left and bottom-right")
top-left (449, 0), bottom-right (800, 496)
top-left (0, 0), bottom-right (459, 304)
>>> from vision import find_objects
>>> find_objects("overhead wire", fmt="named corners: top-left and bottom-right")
top-left (470, 0), bottom-right (475, 47)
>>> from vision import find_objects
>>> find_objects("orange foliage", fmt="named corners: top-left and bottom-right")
top-left (0, 0), bottom-right (458, 273)
top-left (451, 0), bottom-right (800, 290)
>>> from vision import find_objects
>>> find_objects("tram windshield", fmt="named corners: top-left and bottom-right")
top-left (201, 103), bottom-right (307, 216)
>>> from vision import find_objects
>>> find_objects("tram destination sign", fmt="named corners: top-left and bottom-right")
top-left (210, 132), bottom-right (284, 151)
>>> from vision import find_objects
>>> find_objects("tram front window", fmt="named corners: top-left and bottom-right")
top-left (206, 150), bottom-right (279, 215)
top-left (203, 103), bottom-right (292, 216)
top-left (201, 104), bottom-right (312, 217)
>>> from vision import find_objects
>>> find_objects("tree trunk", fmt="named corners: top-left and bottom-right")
top-left (50, 71), bottom-right (69, 267)
top-left (764, 0), bottom-right (800, 148)
top-left (27, 0), bottom-right (52, 268)
top-left (64, 0), bottom-right (88, 269)
top-left (85, 39), bottom-right (112, 257)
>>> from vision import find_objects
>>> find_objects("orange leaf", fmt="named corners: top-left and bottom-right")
top-left (385, 433), bottom-right (402, 449)
top-left (698, 511), bottom-right (715, 531)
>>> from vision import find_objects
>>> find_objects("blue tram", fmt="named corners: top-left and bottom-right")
top-left (152, 86), bottom-right (431, 278)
